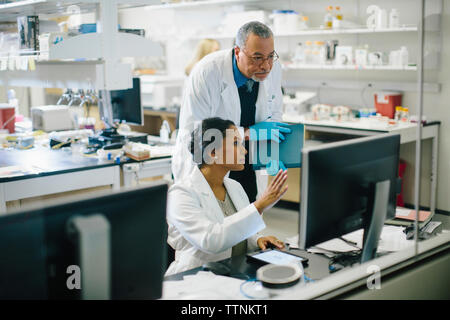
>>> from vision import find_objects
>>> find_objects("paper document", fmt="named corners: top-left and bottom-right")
top-left (161, 271), bottom-right (246, 300)
top-left (287, 225), bottom-right (414, 256)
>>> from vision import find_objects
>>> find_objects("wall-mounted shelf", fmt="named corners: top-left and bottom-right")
top-left (47, 32), bottom-right (163, 60)
top-left (283, 64), bottom-right (418, 71)
top-left (0, 0), bottom-right (161, 21)
top-left (144, 0), bottom-right (263, 11)
top-left (0, 59), bottom-right (133, 90)
top-left (192, 26), bottom-right (419, 40)
top-left (0, 0), bottom-right (163, 90)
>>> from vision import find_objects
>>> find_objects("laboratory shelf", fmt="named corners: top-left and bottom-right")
top-left (283, 64), bottom-right (418, 71)
top-left (0, 0), bottom-right (160, 21)
top-left (144, 0), bottom-right (262, 11)
top-left (192, 26), bottom-right (419, 40)
top-left (0, 59), bottom-right (135, 90)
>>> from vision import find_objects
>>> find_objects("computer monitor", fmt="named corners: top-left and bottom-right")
top-left (99, 77), bottom-right (143, 127)
top-left (0, 184), bottom-right (168, 300)
top-left (299, 134), bottom-right (400, 263)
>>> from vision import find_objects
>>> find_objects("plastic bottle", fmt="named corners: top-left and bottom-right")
top-left (389, 8), bottom-right (400, 29)
top-left (335, 6), bottom-right (343, 20)
top-left (394, 106), bottom-right (403, 121)
top-left (299, 16), bottom-right (309, 30)
top-left (400, 46), bottom-right (409, 67)
top-left (7, 89), bottom-right (19, 116)
top-left (324, 6), bottom-right (333, 29)
top-left (293, 42), bottom-right (304, 65)
top-left (315, 41), bottom-right (327, 65)
top-left (333, 6), bottom-right (343, 29)
top-left (401, 107), bottom-right (409, 123)
top-left (304, 41), bottom-right (313, 64)
top-left (160, 120), bottom-right (171, 143)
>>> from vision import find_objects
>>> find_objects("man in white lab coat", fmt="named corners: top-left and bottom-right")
top-left (173, 21), bottom-right (289, 202)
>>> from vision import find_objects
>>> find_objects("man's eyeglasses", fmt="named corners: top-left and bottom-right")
top-left (241, 49), bottom-right (279, 65)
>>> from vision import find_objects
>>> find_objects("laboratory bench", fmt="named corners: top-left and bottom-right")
top-left (0, 136), bottom-right (174, 213)
top-left (163, 213), bottom-right (450, 300)
top-left (277, 117), bottom-right (440, 214)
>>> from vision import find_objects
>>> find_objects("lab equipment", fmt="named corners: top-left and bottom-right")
top-left (389, 8), bottom-right (400, 29)
top-left (298, 134), bottom-right (401, 264)
top-left (304, 41), bottom-right (313, 64)
top-left (374, 91), bottom-right (402, 119)
top-left (400, 107), bottom-right (410, 123)
top-left (335, 6), bottom-right (343, 21)
top-left (271, 10), bottom-right (300, 34)
top-left (160, 120), bottom-right (171, 143)
top-left (292, 42), bottom-right (304, 65)
top-left (394, 106), bottom-right (403, 122)
top-left (17, 15), bottom-right (39, 53)
top-left (38, 32), bottom-right (67, 60)
top-left (7, 89), bottom-right (19, 116)
top-left (355, 46), bottom-right (369, 66)
top-left (368, 51), bottom-right (383, 66)
top-left (325, 40), bottom-right (339, 63)
top-left (324, 6), bottom-right (333, 29)
top-left (256, 263), bottom-right (303, 288)
top-left (311, 104), bottom-right (331, 120)
top-left (0, 184), bottom-right (168, 299)
top-left (140, 78), bottom-right (183, 110)
top-left (335, 46), bottom-right (353, 65)
top-left (31, 105), bottom-right (77, 132)
top-left (399, 46), bottom-right (409, 66)
top-left (0, 103), bottom-right (15, 133)
top-left (99, 77), bottom-right (143, 127)
top-left (299, 16), bottom-right (309, 30)
top-left (376, 9), bottom-right (388, 29)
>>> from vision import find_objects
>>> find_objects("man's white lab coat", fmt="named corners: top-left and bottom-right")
top-left (172, 48), bottom-right (284, 189)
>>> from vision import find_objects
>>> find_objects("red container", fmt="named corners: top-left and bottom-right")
top-left (0, 104), bottom-right (15, 134)
top-left (374, 91), bottom-right (402, 119)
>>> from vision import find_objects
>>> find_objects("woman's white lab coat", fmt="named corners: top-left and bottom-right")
top-left (165, 166), bottom-right (266, 275)
top-left (172, 48), bottom-right (284, 186)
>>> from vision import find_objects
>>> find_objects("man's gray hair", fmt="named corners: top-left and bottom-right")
top-left (235, 21), bottom-right (273, 49)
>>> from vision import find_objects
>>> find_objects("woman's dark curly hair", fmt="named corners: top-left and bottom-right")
top-left (190, 117), bottom-right (236, 168)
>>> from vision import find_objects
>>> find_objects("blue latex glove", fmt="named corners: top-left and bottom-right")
top-left (249, 121), bottom-right (292, 143)
top-left (266, 160), bottom-right (287, 176)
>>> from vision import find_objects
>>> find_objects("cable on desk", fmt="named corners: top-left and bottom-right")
top-left (239, 278), bottom-right (266, 299)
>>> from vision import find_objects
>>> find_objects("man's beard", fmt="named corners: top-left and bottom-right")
top-left (251, 73), bottom-right (269, 82)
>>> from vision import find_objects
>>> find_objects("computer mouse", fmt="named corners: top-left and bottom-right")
top-left (201, 262), bottom-right (231, 276)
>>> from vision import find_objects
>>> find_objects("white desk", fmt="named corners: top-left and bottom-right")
top-left (284, 116), bottom-right (440, 214)
top-left (0, 147), bottom-right (120, 214)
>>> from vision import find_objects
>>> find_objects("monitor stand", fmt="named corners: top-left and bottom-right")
top-left (67, 214), bottom-right (111, 300)
top-left (361, 180), bottom-right (390, 263)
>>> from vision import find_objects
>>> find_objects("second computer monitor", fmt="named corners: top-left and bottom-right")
top-left (110, 77), bottom-right (143, 126)
top-left (299, 134), bottom-right (400, 252)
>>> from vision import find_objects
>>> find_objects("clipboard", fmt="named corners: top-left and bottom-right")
top-left (250, 123), bottom-right (304, 170)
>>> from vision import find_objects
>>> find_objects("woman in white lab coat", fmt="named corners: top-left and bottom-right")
top-left (166, 117), bottom-right (288, 275)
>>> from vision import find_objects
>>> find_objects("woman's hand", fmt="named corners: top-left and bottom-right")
top-left (254, 169), bottom-right (288, 214)
top-left (257, 236), bottom-right (285, 250)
